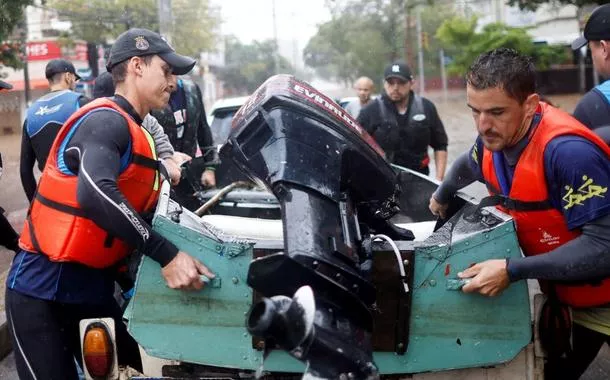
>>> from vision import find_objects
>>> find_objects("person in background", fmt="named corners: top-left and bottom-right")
top-left (572, 4), bottom-right (610, 131)
top-left (357, 62), bottom-right (448, 180)
top-left (20, 59), bottom-right (88, 202)
top-left (345, 76), bottom-right (374, 118)
top-left (151, 77), bottom-right (218, 209)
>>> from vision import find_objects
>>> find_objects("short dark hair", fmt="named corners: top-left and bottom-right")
top-left (111, 54), bottom-right (154, 84)
top-left (48, 72), bottom-right (65, 85)
top-left (466, 48), bottom-right (536, 104)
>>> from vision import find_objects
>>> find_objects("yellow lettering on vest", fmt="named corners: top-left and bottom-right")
top-left (563, 175), bottom-right (607, 210)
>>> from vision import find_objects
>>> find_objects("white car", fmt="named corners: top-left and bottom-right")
top-left (207, 96), bottom-right (250, 146)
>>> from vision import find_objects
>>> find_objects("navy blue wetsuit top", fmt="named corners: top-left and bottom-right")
top-left (8, 96), bottom-right (178, 304)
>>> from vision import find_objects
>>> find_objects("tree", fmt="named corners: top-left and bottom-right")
top-left (507, 0), bottom-right (608, 12)
top-left (303, 0), bottom-right (455, 86)
top-left (304, 0), bottom-right (405, 85)
top-left (436, 16), bottom-right (571, 76)
top-left (0, 0), bottom-right (32, 74)
top-left (48, 0), bottom-right (218, 57)
top-left (219, 36), bottom-right (294, 95)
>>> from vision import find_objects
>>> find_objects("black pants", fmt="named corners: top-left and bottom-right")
top-left (0, 211), bottom-right (18, 252)
top-left (6, 288), bottom-right (142, 380)
top-left (545, 322), bottom-right (610, 380)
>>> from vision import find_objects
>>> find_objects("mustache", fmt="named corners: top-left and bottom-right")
top-left (482, 130), bottom-right (501, 139)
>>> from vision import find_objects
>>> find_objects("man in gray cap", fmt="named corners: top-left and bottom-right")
top-left (572, 4), bottom-right (610, 141)
top-left (20, 58), bottom-right (87, 202)
top-left (6, 28), bottom-right (215, 379)
top-left (357, 62), bottom-right (448, 180)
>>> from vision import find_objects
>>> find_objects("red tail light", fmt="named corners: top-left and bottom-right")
top-left (82, 321), bottom-right (114, 378)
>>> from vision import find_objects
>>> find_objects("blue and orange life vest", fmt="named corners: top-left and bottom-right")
top-left (19, 98), bottom-right (161, 269)
top-left (481, 102), bottom-right (610, 308)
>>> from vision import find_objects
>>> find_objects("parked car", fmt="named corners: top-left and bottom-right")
top-left (207, 96), bottom-right (251, 146)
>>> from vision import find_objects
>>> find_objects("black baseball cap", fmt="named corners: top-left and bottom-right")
top-left (45, 59), bottom-right (81, 80)
top-left (0, 80), bottom-right (12, 90)
top-left (384, 62), bottom-right (413, 82)
top-left (93, 71), bottom-right (115, 98)
top-left (572, 4), bottom-right (610, 50)
top-left (106, 28), bottom-right (196, 75)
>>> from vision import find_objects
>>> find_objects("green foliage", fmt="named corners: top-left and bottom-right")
top-left (0, 0), bottom-right (32, 72)
top-left (507, 0), bottom-right (609, 12)
top-left (436, 16), bottom-right (571, 76)
top-left (304, 0), bottom-right (455, 86)
top-left (304, 0), bottom-right (406, 85)
top-left (219, 36), bottom-right (294, 95)
top-left (48, 0), bottom-right (218, 57)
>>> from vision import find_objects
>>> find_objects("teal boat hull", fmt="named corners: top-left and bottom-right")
top-left (126, 171), bottom-right (531, 376)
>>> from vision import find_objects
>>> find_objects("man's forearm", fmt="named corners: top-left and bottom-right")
top-left (434, 150), bottom-right (447, 180)
top-left (433, 150), bottom-right (479, 203)
top-left (507, 214), bottom-right (610, 283)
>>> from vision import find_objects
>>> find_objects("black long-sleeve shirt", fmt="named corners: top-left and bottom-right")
top-left (8, 95), bottom-right (178, 304)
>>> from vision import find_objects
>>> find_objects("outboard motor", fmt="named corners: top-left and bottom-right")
top-left (222, 75), bottom-right (413, 379)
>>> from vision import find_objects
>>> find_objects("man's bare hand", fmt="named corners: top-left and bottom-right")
top-left (161, 251), bottom-right (215, 291)
top-left (172, 152), bottom-right (192, 166)
top-left (429, 195), bottom-right (449, 219)
top-left (162, 158), bottom-right (181, 185)
top-left (201, 169), bottom-right (216, 188)
top-left (459, 259), bottom-right (510, 297)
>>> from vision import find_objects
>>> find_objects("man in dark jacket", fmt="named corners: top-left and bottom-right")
top-left (151, 78), bottom-right (218, 209)
top-left (357, 62), bottom-right (448, 180)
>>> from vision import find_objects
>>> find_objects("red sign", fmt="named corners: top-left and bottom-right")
top-left (26, 41), bottom-right (62, 61)
top-left (26, 40), bottom-right (88, 62)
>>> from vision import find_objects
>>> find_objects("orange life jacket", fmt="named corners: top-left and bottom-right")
top-left (19, 98), bottom-right (161, 269)
top-left (481, 102), bottom-right (610, 308)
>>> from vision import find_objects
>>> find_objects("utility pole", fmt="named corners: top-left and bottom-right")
top-left (579, 46), bottom-right (587, 93)
top-left (440, 48), bottom-right (447, 102)
top-left (416, 6), bottom-right (424, 94)
top-left (404, 0), bottom-right (414, 69)
top-left (494, 0), bottom-right (502, 23)
top-left (19, 9), bottom-right (31, 105)
top-left (272, 0), bottom-right (280, 74)
top-left (157, 0), bottom-right (173, 44)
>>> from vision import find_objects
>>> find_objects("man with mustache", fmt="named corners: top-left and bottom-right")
top-left (6, 28), bottom-right (215, 379)
top-left (429, 48), bottom-right (610, 379)
top-left (357, 62), bottom-right (448, 180)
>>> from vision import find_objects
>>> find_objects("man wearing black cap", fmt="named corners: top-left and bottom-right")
top-left (93, 71), bottom-right (183, 185)
top-left (572, 4), bottom-right (610, 134)
top-left (20, 58), bottom-right (88, 202)
top-left (6, 28), bottom-right (215, 379)
top-left (357, 62), bottom-right (448, 180)
top-left (0, 79), bottom-right (19, 254)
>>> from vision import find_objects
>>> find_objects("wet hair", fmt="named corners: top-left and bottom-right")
top-left (466, 48), bottom-right (536, 104)
top-left (111, 54), bottom-right (154, 84)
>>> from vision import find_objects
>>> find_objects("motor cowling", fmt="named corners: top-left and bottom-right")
top-left (223, 75), bottom-right (411, 379)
